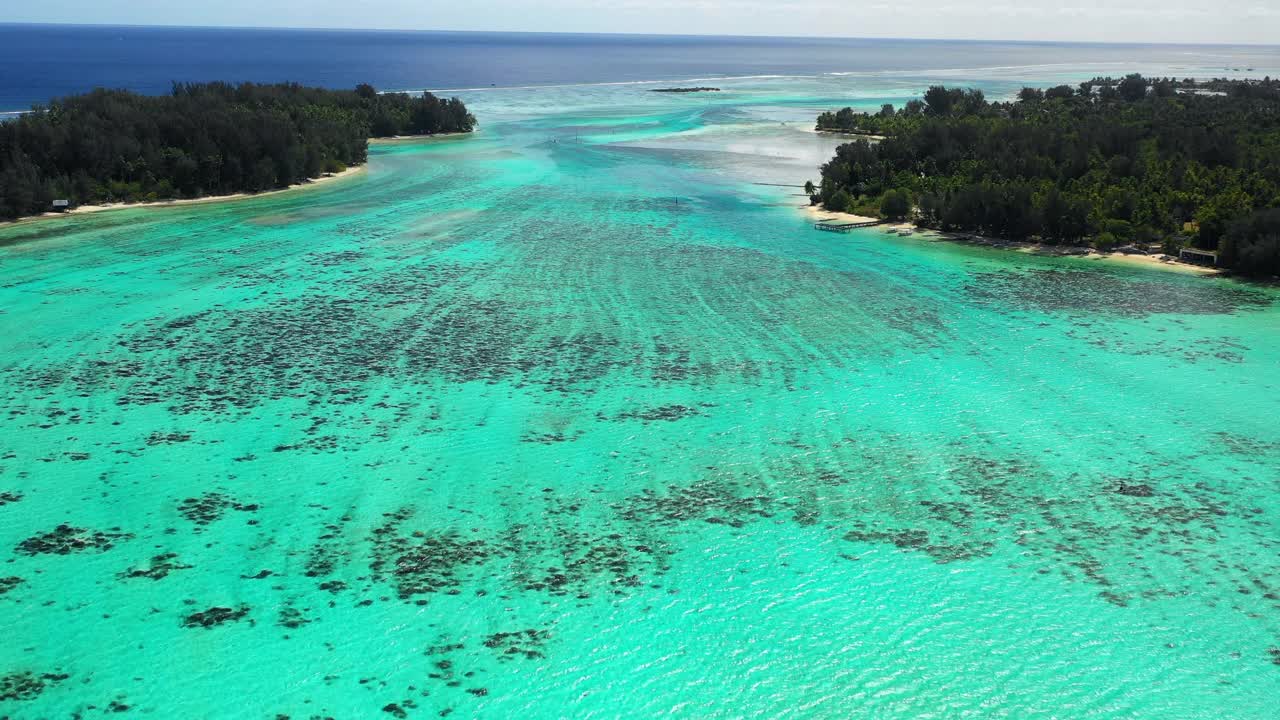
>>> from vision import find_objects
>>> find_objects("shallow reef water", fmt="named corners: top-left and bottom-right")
top-left (1, 74), bottom-right (1279, 718)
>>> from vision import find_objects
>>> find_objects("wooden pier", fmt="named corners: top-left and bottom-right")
top-left (813, 219), bottom-right (885, 233)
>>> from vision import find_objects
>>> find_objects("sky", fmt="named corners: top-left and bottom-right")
top-left (7, 1), bottom-right (1279, 45)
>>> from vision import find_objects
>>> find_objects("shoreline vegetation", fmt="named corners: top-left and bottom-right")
top-left (13, 132), bottom-right (470, 223)
top-left (810, 75), bottom-right (1280, 278)
top-left (368, 132), bottom-right (472, 144)
top-left (801, 205), bottom-right (1220, 275)
top-left (14, 165), bottom-right (368, 224)
top-left (813, 128), bottom-right (887, 140)
top-left (0, 82), bottom-right (475, 221)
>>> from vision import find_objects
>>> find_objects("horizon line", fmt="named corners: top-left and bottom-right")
top-left (3, 21), bottom-right (1279, 49)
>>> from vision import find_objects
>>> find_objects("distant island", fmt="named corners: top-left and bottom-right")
top-left (650, 87), bottom-right (721, 93)
top-left (0, 82), bottom-right (476, 220)
top-left (811, 75), bottom-right (1280, 277)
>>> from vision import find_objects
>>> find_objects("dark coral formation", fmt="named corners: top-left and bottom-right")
top-left (277, 605), bottom-right (312, 630)
top-left (843, 513), bottom-right (996, 565)
top-left (145, 431), bottom-right (192, 445)
top-left (304, 512), bottom-right (358, 580)
top-left (15, 524), bottom-right (130, 555)
top-left (33, 271), bottom-right (628, 418)
top-left (120, 553), bottom-right (193, 581)
top-left (0, 491), bottom-right (21, 506)
top-left (1215, 432), bottom-right (1280, 457)
top-left (317, 580), bottom-right (347, 594)
top-left (177, 492), bottom-right (259, 526)
top-left (483, 629), bottom-right (551, 662)
top-left (617, 479), bottom-right (773, 528)
top-left (1114, 481), bottom-right (1155, 497)
top-left (611, 404), bottom-right (706, 422)
top-left (367, 500), bottom-right (671, 604)
top-left (423, 643), bottom-right (490, 700)
top-left (504, 492), bottom-right (671, 598)
top-left (0, 576), bottom-right (22, 595)
top-left (0, 671), bottom-right (68, 701)
top-left (820, 443), bottom-right (1274, 613)
top-left (520, 430), bottom-right (583, 444)
top-left (426, 643), bottom-right (465, 656)
top-left (967, 267), bottom-right (1272, 317)
top-left (1064, 328), bottom-right (1251, 365)
top-left (427, 657), bottom-right (461, 686)
top-left (370, 510), bottom-right (492, 599)
top-left (507, 526), bottom-right (653, 595)
top-left (11, 243), bottom-right (857, 436)
top-left (309, 250), bottom-right (367, 267)
top-left (182, 605), bottom-right (251, 629)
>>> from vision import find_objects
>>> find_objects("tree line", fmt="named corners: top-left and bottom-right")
top-left (813, 75), bottom-right (1280, 276)
top-left (0, 82), bottom-right (476, 219)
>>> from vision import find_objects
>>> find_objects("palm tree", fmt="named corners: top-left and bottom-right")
top-left (804, 180), bottom-right (816, 196)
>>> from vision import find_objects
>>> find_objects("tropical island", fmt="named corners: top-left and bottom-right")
top-left (0, 82), bottom-right (475, 220)
top-left (650, 87), bottom-right (721, 93)
top-left (811, 75), bottom-right (1280, 276)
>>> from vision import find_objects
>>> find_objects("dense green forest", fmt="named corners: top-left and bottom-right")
top-left (0, 82), bottom-right (475, 219)
top-left (814, 75), bottom-right (1280, 276)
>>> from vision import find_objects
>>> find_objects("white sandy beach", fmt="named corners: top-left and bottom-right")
top-left (11, 165), bottom-right (368, 225)
top-left (802, 204), bottom-right (1221, 275)
top-left (10, 131), bottom-right (479, 226)
top-left (810, 128), bottom-right (888, 141)
top-left (369, 131), bottom-right (472, 144)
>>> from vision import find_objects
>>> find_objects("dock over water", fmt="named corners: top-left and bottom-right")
top-left (813, 219), bottom-right (885, 233)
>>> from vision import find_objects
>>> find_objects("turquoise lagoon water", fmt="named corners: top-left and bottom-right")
top-left (1, 72), bottom-right (1279, 718)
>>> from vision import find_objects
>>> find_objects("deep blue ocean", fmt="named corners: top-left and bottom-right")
top-left (2, 23), bottom-right (1279, 112)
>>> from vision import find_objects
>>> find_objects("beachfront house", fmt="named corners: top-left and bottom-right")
top-left (1178, 247), bottom-right (1219, 266)
top-left (51, 199), bottom-right (70, 212)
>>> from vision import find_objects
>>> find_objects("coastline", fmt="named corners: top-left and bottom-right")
top-left (369, 131), bottom-right (472, 144)
top-left (804, 204), bottom-right (881, 225)
top-left (812, 128), bottom-right (887, 141)
top-left (802, 204), bottom-right (1222, 276)
top-left (6, 131), bottom-right (475, 225)
top-left (10, 165), bottom-right (367, 225)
